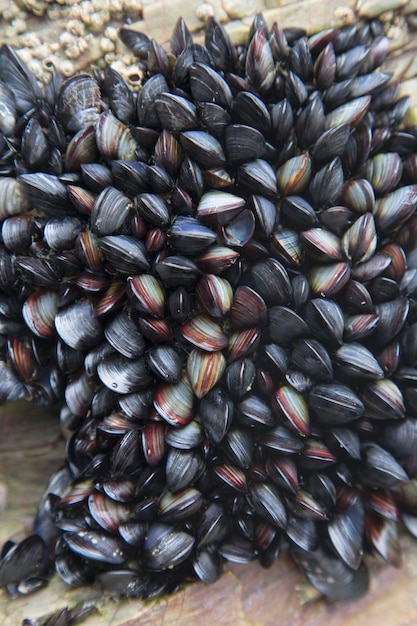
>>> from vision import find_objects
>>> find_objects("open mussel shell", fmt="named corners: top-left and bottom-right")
top-left (221, 209), bottom-right (255, 248)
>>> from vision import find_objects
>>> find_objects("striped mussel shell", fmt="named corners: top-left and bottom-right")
top-left (181, 314), bottom-right (228, 352)
top-left (0, 178), bottom-right (30, 220)
top-left (57, 74), bottom-right (101, 134)
top-left (187, 349), bottom-right (226, 399)
top-left (96, 112), bottom-right (138, 161)
top-left (91, 186), bottom-right (132, 236)
top-left (22, 290), bottom-right (58, 338)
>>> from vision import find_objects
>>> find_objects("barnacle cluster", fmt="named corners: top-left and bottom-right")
top-left (1, 14), bottom-right (417, 606)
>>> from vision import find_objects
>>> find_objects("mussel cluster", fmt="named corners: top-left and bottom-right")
top-left (1, 14), bottom-right (417, 605)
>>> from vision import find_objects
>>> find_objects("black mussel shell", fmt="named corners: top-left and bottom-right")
top-left (2, 16), bottom-right (417, 608)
